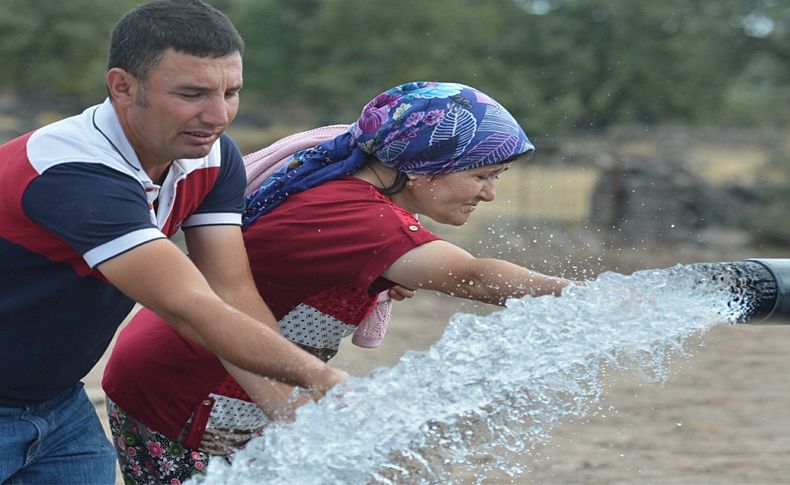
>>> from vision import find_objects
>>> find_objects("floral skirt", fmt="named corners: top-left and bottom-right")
top-left (106, 398), bottom-right (221, 485)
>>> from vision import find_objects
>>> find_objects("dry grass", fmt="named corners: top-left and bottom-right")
top-left (494, 164), bottom-right (599, 222)
top-left (0, 113), bottom-right (21, 133)
top-left (687, 144), bottom-right (769, 185)
top-left (227, 124), bottom-right (314, 155)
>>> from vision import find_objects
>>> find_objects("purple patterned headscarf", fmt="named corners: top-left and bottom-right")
top-left (243, 81), bottom-right (534, 227)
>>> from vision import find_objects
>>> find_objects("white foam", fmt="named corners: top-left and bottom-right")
top-left (192, 263), bottom-right (757, 484)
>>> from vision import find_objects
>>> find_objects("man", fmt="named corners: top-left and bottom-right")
top-left (0, 1), bottom-right (345, 483)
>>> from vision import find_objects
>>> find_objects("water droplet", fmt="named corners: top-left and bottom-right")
top-left (202, 262), bottom-right (774, 483)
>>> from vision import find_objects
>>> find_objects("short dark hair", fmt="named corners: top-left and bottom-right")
top-left (108, 0), bottom-right (244, 82)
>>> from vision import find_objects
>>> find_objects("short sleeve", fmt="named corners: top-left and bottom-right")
top-left (23, 162), bottom-right (164, 268)
top-left (182, 135), bottom-right (246, 228)
top-left (243, 179), bottom-right (441, 295)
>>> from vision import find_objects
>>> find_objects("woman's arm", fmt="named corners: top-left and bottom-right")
top-left (381, 240), bottom-right (572, 306)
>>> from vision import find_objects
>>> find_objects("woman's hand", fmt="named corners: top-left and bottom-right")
top-left (388, 285), bottom-right (416, 301)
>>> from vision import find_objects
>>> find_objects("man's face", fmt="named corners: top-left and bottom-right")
top-left (124, 48), bottom-right (243, 170)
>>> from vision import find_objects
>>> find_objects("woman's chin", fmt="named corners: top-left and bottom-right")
top-left (445, 214), bottom-right (473, 226)
top-left (426, 209), bottom-right (473, 226)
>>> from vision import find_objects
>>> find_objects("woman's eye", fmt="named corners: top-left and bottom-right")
top-left (476, 174), bottom-right (498, 181)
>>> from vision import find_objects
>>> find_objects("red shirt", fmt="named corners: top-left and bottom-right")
top-left (103, 177), bottom-right (439, 442)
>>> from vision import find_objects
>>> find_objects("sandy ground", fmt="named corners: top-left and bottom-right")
top-left (492, 323), bottom-right (790, 485)
top-left (85, 288), bottom-right (790, 485)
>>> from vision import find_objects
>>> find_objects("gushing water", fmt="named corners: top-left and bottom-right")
top-left (193, 262), bottom-right (775, 485)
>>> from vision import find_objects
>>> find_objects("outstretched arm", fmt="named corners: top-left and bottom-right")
top-left (382, 240), bottom-right (572, 306)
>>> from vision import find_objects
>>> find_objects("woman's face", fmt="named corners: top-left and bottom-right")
top-left (407, 163), bottom-right (512, 226)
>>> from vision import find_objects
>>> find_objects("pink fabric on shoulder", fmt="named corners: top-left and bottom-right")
top-left (243, 124), bottom-right (393, 348)
top-left (243, 124), bottom-right (350, 196)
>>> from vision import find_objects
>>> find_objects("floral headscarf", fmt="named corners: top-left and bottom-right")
top-left (242, 81), bottom-right (534, 227)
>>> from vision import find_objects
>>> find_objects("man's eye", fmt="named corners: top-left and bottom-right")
top-left (179, 92), bottom-right (201, 99)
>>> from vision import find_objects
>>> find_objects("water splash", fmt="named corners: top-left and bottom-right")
top-left (193, 262), bottom-right (773, 485)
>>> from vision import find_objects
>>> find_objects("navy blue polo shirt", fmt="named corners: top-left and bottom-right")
top-left (0, 99), bottom-right (245, 406)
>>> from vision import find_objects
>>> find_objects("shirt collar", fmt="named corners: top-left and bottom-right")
top-left (92, 98), bottom-right (143, 173)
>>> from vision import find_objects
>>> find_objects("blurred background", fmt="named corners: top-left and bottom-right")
top-left (2, 0), bottom-right (789, 276)
top-left (6, 1), bottom-right (790, 482)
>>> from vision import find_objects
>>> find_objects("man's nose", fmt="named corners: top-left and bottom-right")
top-left (201, 95), bottom-right (232, 126)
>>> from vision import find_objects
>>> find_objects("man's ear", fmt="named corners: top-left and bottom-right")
top-left (106, 68), bottom-right (137, 106)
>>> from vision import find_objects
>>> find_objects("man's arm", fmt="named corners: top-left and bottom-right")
top-left (183, 224), bottom-right (276, 330)
top-left (184, 224), bottom-right (329, 413)
top-left (97, 234), bottom-right (345, 392)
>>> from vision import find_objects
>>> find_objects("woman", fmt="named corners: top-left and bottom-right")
top-left (102, 81), bottom-right (575, 484)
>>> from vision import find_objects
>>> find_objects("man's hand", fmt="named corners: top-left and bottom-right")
top-left (224, 360), bottom-right (349, 422)
top-left (307, 366), bottom-right (349, 395)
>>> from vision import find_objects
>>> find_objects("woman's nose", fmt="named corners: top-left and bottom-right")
top-left (479, 180), bottom-right (496, 202)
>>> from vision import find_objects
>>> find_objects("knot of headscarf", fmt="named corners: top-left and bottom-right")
top-left (242, 81), bottom-right (534, 227)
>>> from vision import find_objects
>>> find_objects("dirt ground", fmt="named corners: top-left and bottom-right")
top-left (85, 285), bottom-right (790, 485)
top-left (490, 323), bottom-right (790, 485)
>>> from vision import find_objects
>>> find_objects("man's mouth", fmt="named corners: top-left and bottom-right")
top-left (183, 131), bottom-right (219, 144)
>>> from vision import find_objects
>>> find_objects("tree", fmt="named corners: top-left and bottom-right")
top-left (0, 0), bottom-right (787, 132)
top-left (0, 0), bottom-right (138, 113)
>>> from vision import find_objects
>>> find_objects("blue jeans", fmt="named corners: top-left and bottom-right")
top-left (0, 383), bottom-right (117, 484)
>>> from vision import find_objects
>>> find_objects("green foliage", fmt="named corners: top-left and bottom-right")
top-left (0, 0), bottom-right (788, 132)
top-left (0, 0), bottom-right (139, 108)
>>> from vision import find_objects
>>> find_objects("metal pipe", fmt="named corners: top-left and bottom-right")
top-left (683, 259), bottom-right (790, 324)
top-left (746, 258), bottom-right (790, 323)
